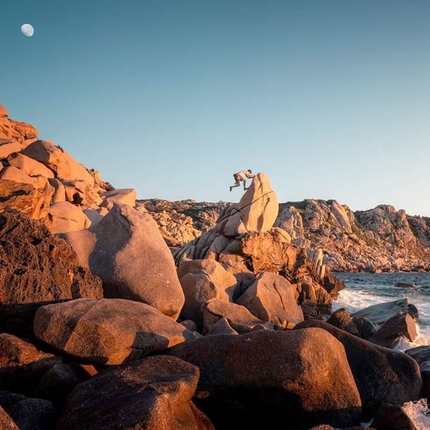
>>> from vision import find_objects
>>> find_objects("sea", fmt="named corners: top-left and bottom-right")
top-left (332, 271), bottom-right (430, 429)
top-left (333, 272), bottom-right (430, 348)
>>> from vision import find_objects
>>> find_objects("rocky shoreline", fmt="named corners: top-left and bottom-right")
top-left (1, 106), bottom-right (430, 429)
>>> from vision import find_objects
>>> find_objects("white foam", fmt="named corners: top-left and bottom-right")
top-left (333, 288), bottom-right (430, 347)
top-left (402, 398), bottom-right (430, 430)
top-left (397, 324), bottom-right (430, 350)
top-left (332, 288), bottom-right (394, 314)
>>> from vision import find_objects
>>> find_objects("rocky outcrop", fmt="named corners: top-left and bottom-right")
top-left (173, 174), bottom-right (341, 316)
top-left (142, 196), bottom-right (430, 272)
top-left (277, 200), bottom-right (430, 272)
top-left (0, 211), bottom-right (103, 337)
top-left (0, 106), bottom-right (135, 235)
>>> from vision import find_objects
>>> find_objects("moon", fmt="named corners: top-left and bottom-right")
top-left (21, 24), bottom-right (34, 37)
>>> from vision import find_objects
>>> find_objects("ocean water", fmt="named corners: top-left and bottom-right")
top-left (332, 272), bottom-right (430, 427)
top-left (333, 272), bottom-right (430, 347)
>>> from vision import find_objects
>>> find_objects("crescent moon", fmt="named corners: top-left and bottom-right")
top-left (21, 24), bottom-right (34, 37)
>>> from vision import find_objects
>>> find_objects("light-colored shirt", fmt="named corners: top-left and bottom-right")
top-left (236, 170), bottom-right (255, 180)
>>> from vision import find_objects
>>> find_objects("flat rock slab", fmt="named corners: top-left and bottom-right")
top-left (351, 298), bottom-right (419, 326)
top-left (34, 298), bottom-right (197, 365)
top-left (55, 355), bottom-right (214, 430)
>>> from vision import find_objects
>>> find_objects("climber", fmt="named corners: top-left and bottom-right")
top-left (229, 169), bottom-right (255, 192)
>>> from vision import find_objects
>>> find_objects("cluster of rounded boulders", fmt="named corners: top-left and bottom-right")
top-left (177, 259), bottom-right (239, 329)
top-left (0, 106), bottom-right (138, 235)
top-left (0, 106), bottom-right (426, 429)
top-left (174, 173), bottom-right (343, 318)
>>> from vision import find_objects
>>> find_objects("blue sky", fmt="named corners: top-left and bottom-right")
top-left (2, 0), bottom-right (430, 215)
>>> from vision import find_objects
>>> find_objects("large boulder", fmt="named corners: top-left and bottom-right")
top-left (165, 328), bottom-right (362, 430)
top-left (100, 188), bottom-right (137, 210)
top-left (405, 345), bottom-right (430, 402)
top-left (34, 298), bottom-right (197, 365)
top-left (63, 204), bottom-right (185, 319)
top-left (351, 299), bottom-right (419, 326)
top-left (366, 312), bottom-right (417, 349)
top-left (55, 355), bottom-right (214, 430)
top-left (177, 259), bottom-right (238, 329)
top-left (0, 179), bottom-right (54, 219)
top-left (201, 298), bottom-right (272, 334)
top-left (0, 211), bottom-right (103, 337)
top-left (217, 172), bottom-right (278, 237)
top-left (235, 271), bottom-right (304, 327)
top-left (294, 319), bottom-right (422, 417)
top-left (47, 201), bottom-right (91, 234)
top-left (22, 140), bottom-right (95, 186)
top-left (7, 152), bottom-right (54, 178)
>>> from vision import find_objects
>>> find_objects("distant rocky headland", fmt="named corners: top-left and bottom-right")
top-left (138, 198), bottom-right (430, 273)
top-left (0, 105), bottom-right (429, 429)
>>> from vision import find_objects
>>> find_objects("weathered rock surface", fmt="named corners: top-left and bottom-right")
top-left (0, 211), bottom-right (103, 337)
top-left (294, 320), bottom-right (422, 416)
top-left (0, 107), bottom-right (130, 234)
top-left (235, 271), bottom-right (304, 327)
top-left (6, 398), bottom-right (57, 430)
top-left (201, 298), bottom-right (272, 334)
top-left (0, 333), bottom-right (61, 396)
top-left (0, 179), bottom-right (54, 219)
top-left (177, 259), bottom-right (238, 328)
top-left (55, 355), bottom-right (214, 430)
top-left (165, 328), bottom-right (362, 430)
top-left (141, 197), bottom-right (430, 273)
top-left (0, 406), bottom-right (19, 430)
top-left (63, 204), bottom-right (185, 319)
top-left (216, 172), bottom-right (278, 236)
top-left (34, 298), bottom-right (197, 365)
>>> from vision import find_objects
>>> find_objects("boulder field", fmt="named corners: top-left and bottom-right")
top-left (0, 105), bottom-right (426, 429)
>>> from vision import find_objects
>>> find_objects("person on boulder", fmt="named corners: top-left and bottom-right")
top-left (229, 169), bottom-right (255, 191)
